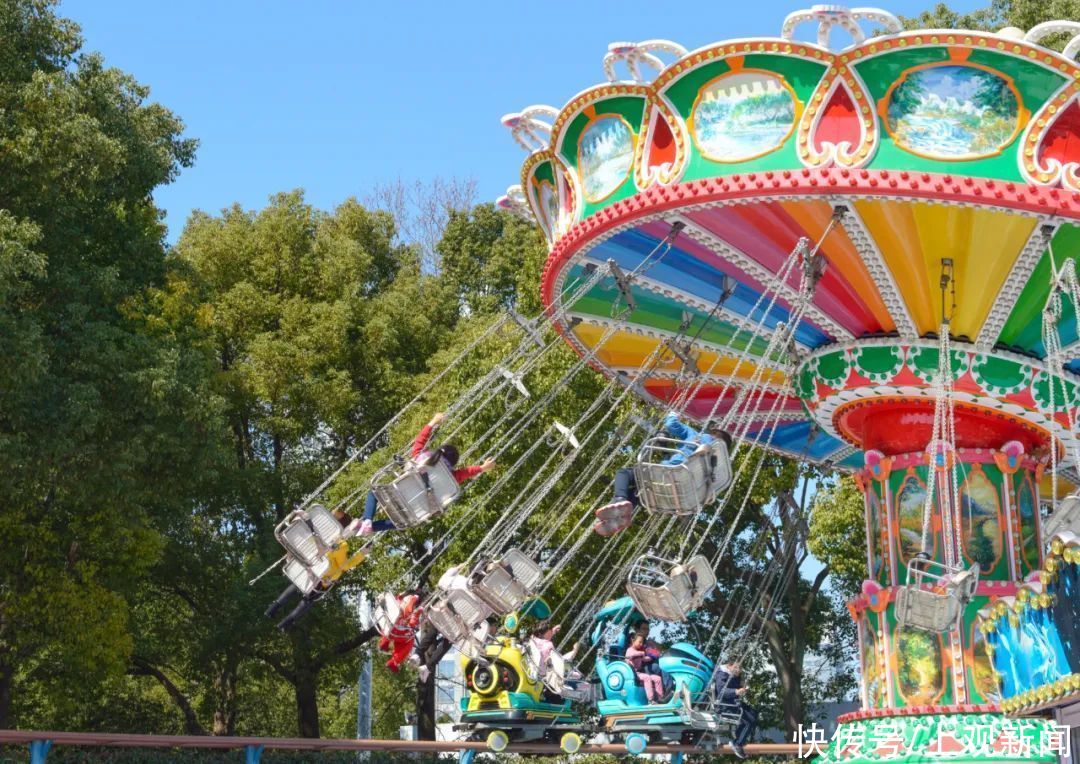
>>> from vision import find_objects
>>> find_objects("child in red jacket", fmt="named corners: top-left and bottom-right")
top-left (379, 591), bottom-right (423, 672)
top-left (359, 412), bottom-right (495, 535)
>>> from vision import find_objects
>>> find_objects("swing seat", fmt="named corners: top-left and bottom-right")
top-left (471, 549), bottom-right (544, 615)
top-left (426, 589), bottom-right (492, 663)
top-left (663, 685), bottom-right (719, 730)
top-left (370, 457), bottom-right (461, 529)
top-left (373, 592), bottom-right (402, 639)
top-left (274, 504), bottom-right (344, 567)
top-left (1044, 493), bottom-right (1080, 541)
top-left (634, 438), bottom-right (732, 515)
top-left (895, 557), bottom-right (979, 633)
top-left (525, 642), bottom-right (592, 701)
top-left (547, 651), bottom-right (593, 701)
top-left (282, 554), bottom-right (330, 596)
top-left (625, 554), bottom-right (717, 622)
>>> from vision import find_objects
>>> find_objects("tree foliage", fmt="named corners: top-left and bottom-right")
top-left (0, 0), bottom-right (198, 728)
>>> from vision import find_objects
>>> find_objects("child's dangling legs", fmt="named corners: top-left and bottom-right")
top-left (386, 636), bottom-right (415, 672)
top-left (637, 672), bottom-right (663, 702)
top-left (360, 490), bottom-right (397, 536)
top-left (265, 584), bottom-right (299, 619)
top-left (612, 468), bottom-right (639, 508)
top-left (594, 468), bottom-right (639, 536)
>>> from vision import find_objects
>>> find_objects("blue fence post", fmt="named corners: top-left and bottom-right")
top-left (29, 739), bottom-right (53, 764)
top-left (244, 744), bottom-right (263, 764)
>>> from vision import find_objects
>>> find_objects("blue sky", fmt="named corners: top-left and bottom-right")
top-left (62, 0), bottom-right (983, 243)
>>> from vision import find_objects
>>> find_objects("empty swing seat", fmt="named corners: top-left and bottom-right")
top-left (370, 456), bottom-right (461, 529)
top-left (471, 549), bottom-right (544, 615)
top-left (626, 554), bottom-right (717, 622)
top-left (547, 651), bottom-right (592, 702)
top-left (1044, 493), bottom-right (1080, 540)
top-left (895, 557), bottom-right (980, 633)
top-left (634, 438), bottom-right (732, 515)
top-left (524, 642), bottom-right (592, 701)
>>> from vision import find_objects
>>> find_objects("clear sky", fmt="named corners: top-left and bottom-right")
top-left (62, 0), bottom-right (984, 243)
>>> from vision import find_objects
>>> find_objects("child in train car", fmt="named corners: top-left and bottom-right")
top-left (593, 412), bottom-right (731, 536)
top-left (265, 509), bottom-right (370, 631)
top-left (625, 633), bottom-right (665, 702)
top-left (633, 620), bottom-right (671, 691)
top-left (359, 412), bottom-right (496, 535)
top-left (528, 621), bottom-right (580, 671)
top-left (379, 590), bottom-right (423, 672)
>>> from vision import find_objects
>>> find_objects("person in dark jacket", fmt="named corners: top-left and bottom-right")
top-left (713, 661), bottom-right (758, 759)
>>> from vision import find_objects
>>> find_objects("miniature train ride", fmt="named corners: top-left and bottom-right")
top-left (451, 595), bottom-right (741, 754)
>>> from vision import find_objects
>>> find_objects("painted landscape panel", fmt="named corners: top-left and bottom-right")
top-left (896, 628), bottom-right (944, 705)
top-left (692, 72), bottom-right (795, 161)
top-left (887, 64), bottom-right (1019, 159)
top-left (896, 473), bottom-right (929, 564)
top-left (860, 616), bottom-right (884, 707)
top-left (1017, 476), bottom-right (1040, 572)
top-left (970, 621), bottom-right (1001, 703)
top-left (960, 468), bottom-right (1002, 570)
top-left (579, 116), bottom-right (634, 202)
top-left (538, 181), bottom-right (558, 237)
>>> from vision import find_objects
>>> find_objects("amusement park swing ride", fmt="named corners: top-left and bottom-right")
top-left (255, 5), bottom-right (1080, 762)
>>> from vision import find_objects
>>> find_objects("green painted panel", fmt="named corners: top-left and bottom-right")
top-left (557, 96), bottom-right (646, 219)
top-left (661, 54), bottom-right (828, 180)
top-left (855, 47), bottom-right (1067, 181)
top-left (531, 160), bottom-right (555, 185)
top-left (998, 224), bottom-right (1080, 350)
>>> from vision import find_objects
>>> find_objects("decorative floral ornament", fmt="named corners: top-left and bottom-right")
top-left (926, 439), bottom-right (956, 472)
top-left (993, 440), bottom-right (1026, 475)
top-left (501, 106), bottom-right (559, 152)
top-left (602, 40), bottom-right (688, 84)
top-left (495, 185), bottom-right (534, 222)
top-left (781, 5), bottom-right (901, 49)
top-left (864, 449), bottom-right (893, 482)
top-left (861, 579), bottom-right (884, 608)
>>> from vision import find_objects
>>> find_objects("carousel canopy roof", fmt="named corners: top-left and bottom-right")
top-left (501, 7), bottom-right (1080, 471)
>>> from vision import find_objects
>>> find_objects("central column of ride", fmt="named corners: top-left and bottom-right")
top-left (797, 341), bottom-right (1058, 762)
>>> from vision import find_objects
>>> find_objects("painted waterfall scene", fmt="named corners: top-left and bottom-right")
top-left (692, 72), bottom-right (796, 161)
top-left (887, 64), bottom-right (1019, 159)
top-left (579, 116), bottom-right (634, 202)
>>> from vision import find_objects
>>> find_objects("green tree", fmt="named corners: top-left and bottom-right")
top-left (901, 0), bottom-right (1080, 42)
top-left (0, 0), bottom-right (200, 728)
top-left (438, 204), bottom-right (546, 314)
top-left (143, 191), bottom-right (460, 738)
top-left (808, 476), bottom-right (869, 599)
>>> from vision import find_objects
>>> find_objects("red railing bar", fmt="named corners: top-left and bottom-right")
top-left (0, 730), bottom-right (802, 755)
